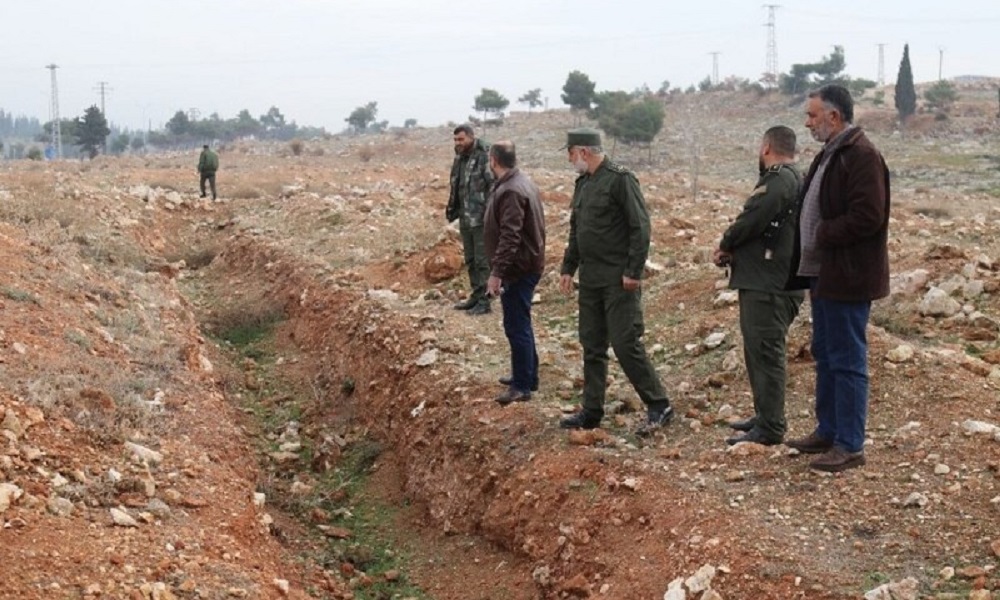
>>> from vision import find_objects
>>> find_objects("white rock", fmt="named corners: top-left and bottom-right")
top-left (963, 280), bottom-right (985, 299)
top-left (890, 269), bottom-right (930, 296)
top-left (903, 492), bottom-right (928, 508)
top-left (703, 332), bottom-right (726, 349)
top-left (415, 348), bottom-right (438, 367)
top-left (367, 289), bottom-right (399, 303)
top-left (273, 579), bottom-right (290, 595)
top-left (663, 578), bottom-right (686, 600)
top-left (110, 507), bottom-right (139, 527)
top-left (863, 577), bottom-right (918, 600)
top-left (685, 564), bottom-right (717, 593)
top-left (919, 288), bottom-right (961, 317)
top-left (885, 345), bottom-right (915, 363)
top-left (713, 291), bottom-right (738, 307)
top-left (939, 566), bottom-right (955, 580)
top-left (126, 441), bottom-right (164, 465)
top-left (962, 420), bottom-right (999, 435)
top-left (253, 492), bottom-right (266, 507)
top-left (0, 483), bottom-right (24, 513)
top-left (934, 464), bottom-right (951, 475)
top-left (47, 496), bottom-right (74, 517)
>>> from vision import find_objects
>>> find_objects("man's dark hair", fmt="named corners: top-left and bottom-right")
top-left (809, 84), bottom-right (854, 124)
top-left (489, 141), bottom-right (516, 169)
top-left (453, 124), bottom-right (475, 137)
top-left (203, 144), bottom-right (209, 149)
top-left (763, 126), bottom-right (796, 157)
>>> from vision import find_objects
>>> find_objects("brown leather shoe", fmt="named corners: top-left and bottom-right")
top-left (785, 431), bottom-right (834, 454)
top-left (809, 446), bottom-right (866, 472)
top-left (495, 388), bottom-right (531, 406)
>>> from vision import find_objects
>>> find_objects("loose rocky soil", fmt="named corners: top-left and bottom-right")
top-left (1, 86), bottom-right (999, 599)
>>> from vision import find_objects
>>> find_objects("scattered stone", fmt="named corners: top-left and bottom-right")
top-left (663, 578), bottom-right (686, 600)
top-left (886, 345), bottom-right (915, 363)
top-left (703, 332), bottom-right (726, 349)
top-left (919, 288), bottom-right (961, 317)
top-left (47, 496), bottom-right (74, 517)
top-left (415, 348), bottom-right (438, 367)
top-left (567, 429), bottom-right (610, 446)
top-left (126, 441), bottom-right (164, 465)
top-left (939, 566), bottom-right (955, 580)
top-left (110, 507), bottom-right (139, 527)
top-left (684, 564), bottom-right (716, 594)
top-left (956, 565), bottom-right (987, 579)
top-left (934, 464), bottom-right (951, 475)
top-left (903, 492), bottom-right (929, 508)
top-left (272, 579), bottom-right (290, 596)
top-left (0, 483), bottom-right (23, 513)
top-left (962, 420), bottom-right (999, 435)
top-left (423, 252), bottom-right (462, 283)
top-left (713, 291), bottom-right (738, 307)
top-left (991, 539), bottom-right (1000, 558)
top-left (863, 577), bottom-right (918, 600)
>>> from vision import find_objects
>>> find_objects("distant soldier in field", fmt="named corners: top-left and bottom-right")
top-left (446, 124), bottom-right (495, 316)
top-left (557, 128), bottom-right (674, 436)
top-left (713, 125), bottom-right (804, 447)
top-left (197, 144), bottom-right (219, 200)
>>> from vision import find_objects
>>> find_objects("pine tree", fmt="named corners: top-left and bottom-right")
top-left (895, 44), bottom-right (917, 122)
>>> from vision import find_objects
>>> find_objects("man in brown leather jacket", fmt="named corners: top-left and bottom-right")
top-left (785, 84), bottom-right (891, 472)
top-left (483, 141), bottom-right (545, 405)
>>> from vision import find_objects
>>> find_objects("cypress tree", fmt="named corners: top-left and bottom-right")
top-left (895, 44), bottom-right (917, 121)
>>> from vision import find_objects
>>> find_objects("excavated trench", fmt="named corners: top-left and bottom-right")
top-left (179, 232), bottom-right (846, 600)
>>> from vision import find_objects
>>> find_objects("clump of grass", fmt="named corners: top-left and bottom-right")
top-left (913, 206), bottom-right (951, 219)
top-left (358, 146), bottom-right (375, 163)
top-left (3, 286), bottom-right (39, 304)
top-left (290, 139), bottom-right (305, 156)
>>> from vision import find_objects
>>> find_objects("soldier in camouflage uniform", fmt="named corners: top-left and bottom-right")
top-left (557, 128), bottom-right (674, 436)
top-left (713, 125), bottom-right (804, 446)
top-left (447, 124), bottom-right (495, 316)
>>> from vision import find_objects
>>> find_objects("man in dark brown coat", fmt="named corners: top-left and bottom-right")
top-left (785, 84), bottom-right (891, 472)
top-left (483, 141), bottom-right (546, 405)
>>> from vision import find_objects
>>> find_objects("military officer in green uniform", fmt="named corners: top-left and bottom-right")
top-left (713, 125), bottom-right (804, 446)
top-left (558, 128), bottom-right (674, 436)
top-left (447, 124), bottom-right (495, 316)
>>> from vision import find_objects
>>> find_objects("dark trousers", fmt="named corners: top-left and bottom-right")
top-left (500, 273), bottom-right (541, 393)
top-left (460, 224), bottom-right (489, 306)
top-left (739, 290), bottom-right (802, 439)
top-left (200, 172), bottom-right (217, 199)
top-left (810, 284), bottom-right (871, 453)
top-left (578, 284), bottom-right (668, 416)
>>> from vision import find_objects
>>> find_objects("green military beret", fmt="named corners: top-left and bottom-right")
top-left (560, 128), bottom-right (602, 150)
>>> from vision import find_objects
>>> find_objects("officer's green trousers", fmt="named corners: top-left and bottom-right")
top-left (738, 289), bottom-right (802, 439)
top-left (578, 284), bottom-right (668, 415)
top-left (460, 224), bottom-right (489, 306)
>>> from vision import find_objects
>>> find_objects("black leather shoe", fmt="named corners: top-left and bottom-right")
top-left (560, 411), bottom-right (602, 430)
top-left (498, 376), bottom-right (539, 392)
top-left (466, 302), bottom-right (491, 316)
top-left (726, 428), bottom-right (782, 446)
top-left (495, 389), bottom-right (531, 406)
top-left (729, 416), bottom-right (758, 432)
top-left (635, 405), bottom-right (674, 437)
top-left (453, 297), bottom-right (478, 310)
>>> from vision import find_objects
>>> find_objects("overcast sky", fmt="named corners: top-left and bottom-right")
top-left (2, 0), bottom-right (997, 133)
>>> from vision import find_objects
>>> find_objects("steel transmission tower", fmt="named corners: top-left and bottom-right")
top-left (46, 64), bottom-right (62, 159)
top-left (877, 43), bottom-right (886, 86)
top-left (94, 81), bottom-right (112, 116)
top-left (763, 4), bottom-right (780, 87)
top-left (709, 52), bottom-right (721, 85)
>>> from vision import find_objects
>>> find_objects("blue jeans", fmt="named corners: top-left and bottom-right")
top-left (500, 273), bottom-right (540, 393)
top-left (810, 283), bottom-right (871, 453)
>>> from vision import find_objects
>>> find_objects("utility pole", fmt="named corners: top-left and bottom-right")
top-left (763, 4), bottom-right (780, 87)
top-left (94, 81), bottom-right (112, 116)
top-left (876, 43), bottom-right (886, 86)
top-left (709, 52), bottom-right (721, 86)
top-left (46, 64), bottom-right (62, 159)
top-left (188, 108), bottom-right (200, 122)
top-left (938, 47), bottom-right (945, 81)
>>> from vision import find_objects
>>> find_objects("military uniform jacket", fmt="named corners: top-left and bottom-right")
top-left (721, 164), bottom-right (804, 295)
top-left (198, 150), bottom-right (219, 174)
top-left (446, 138), bottom-right (494, 228)
top-left (560, 157), bottom-right (651, 287)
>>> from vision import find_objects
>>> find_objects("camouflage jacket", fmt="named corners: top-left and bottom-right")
top-left (447, 138), bottom-right (493, 227)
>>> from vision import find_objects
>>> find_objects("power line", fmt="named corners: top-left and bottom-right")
top-left (46, 64), bottom-right (61, 159)
top-left (938, 46), bottom-right (945, 80)
top-left (763, 4), bottom-right (780, 87)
